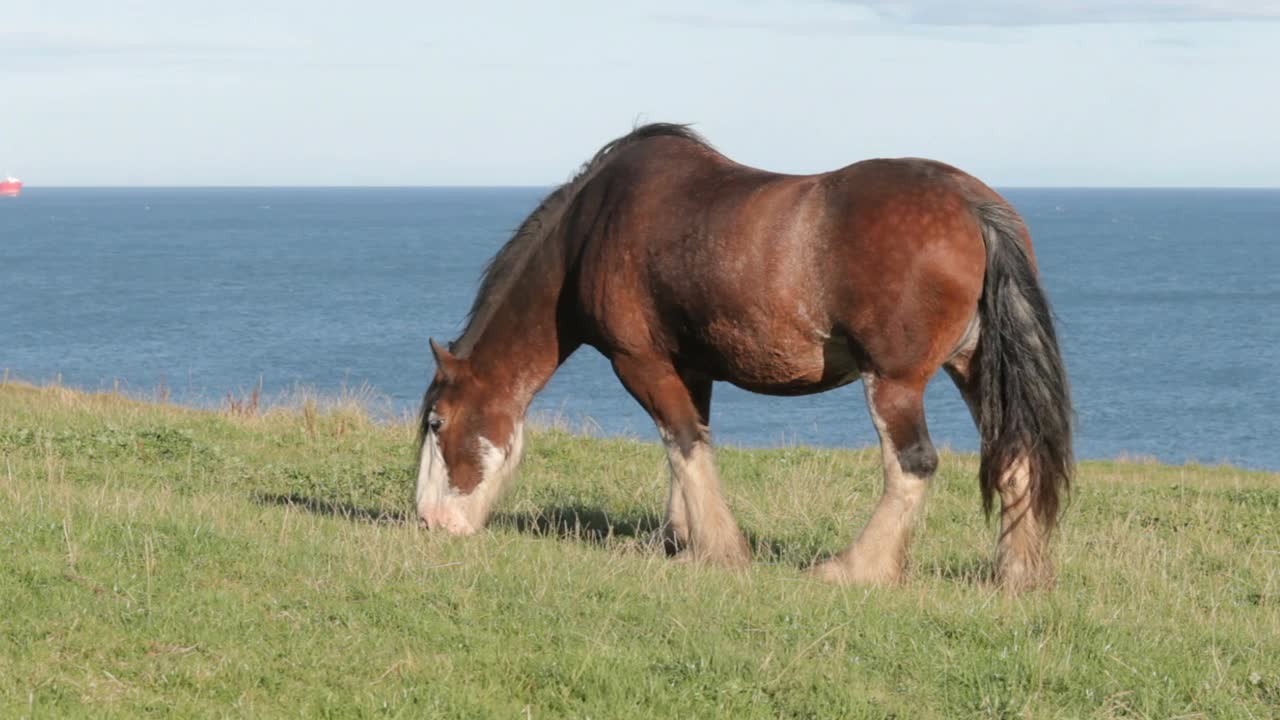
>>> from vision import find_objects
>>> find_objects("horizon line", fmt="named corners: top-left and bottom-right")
top-left (14, 183), bottom-right (1280, 191)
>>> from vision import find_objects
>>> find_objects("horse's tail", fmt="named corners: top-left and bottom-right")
top-left (972, 202), bottom-right (1073, 533)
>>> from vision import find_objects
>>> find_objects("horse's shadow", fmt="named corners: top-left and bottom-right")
top-left (250, 492), bottom-right (666, 547)
top-left (251, 493), bottom-right (994, 579)
top-left (252, 492), bottom-right (413, 525)
top-left (251, 492), bottom-right (792, 559)
top-left (489, 505), bottom-right (666, 548)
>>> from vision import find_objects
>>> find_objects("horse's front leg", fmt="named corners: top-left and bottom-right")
top-left (664, 475), bottom-right (691, 555)
top-left (612, 357), bottom-right (750, 568)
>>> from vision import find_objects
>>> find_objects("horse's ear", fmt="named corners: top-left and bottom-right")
top-left (429, 338), bottom-right (462, 381)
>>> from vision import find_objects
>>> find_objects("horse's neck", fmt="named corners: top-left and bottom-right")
top-left (464, 273), bottom-right (576, 413)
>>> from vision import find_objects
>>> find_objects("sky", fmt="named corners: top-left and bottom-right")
top-left (3, 0), bottom-right (1279, 187)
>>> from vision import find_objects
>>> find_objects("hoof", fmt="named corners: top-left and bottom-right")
top-left (710, 549), bottom-right (752, 570)
top-left (672, 536), bottom-right (752, 570)
top-left (807, 556), bottom-right (900, 587)
top-left (995, 557), bottom-right (1054, 593)
top-left (700, 547), bottom-right (753, 570)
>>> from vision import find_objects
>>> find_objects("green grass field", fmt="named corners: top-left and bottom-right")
top-left (2, 380), bottom-right (1277, 718)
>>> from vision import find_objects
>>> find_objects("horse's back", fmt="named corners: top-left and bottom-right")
top-left (575, 138), bottom-right (996, 389)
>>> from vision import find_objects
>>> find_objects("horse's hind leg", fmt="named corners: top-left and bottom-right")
top-left (811, 374), bottom-right (936, 586)
top-left (611, 357), bottom-right (750, 567)
top-left (945, 356), bottom-right (1049, 590)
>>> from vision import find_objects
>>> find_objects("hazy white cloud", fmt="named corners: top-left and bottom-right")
top-left (652, 11), bottom-right (877, 36)
top-left (839, 0), bottom-right (1280, 25)
top-left (2, 30), bottom-right (273, 62)
top-left (0, 26), bottom-right (407, 74)
top-left (4, 0), bottom-right (1279, 186)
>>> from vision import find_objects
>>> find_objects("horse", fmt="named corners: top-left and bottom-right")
top-left (415, 123), bottom-right (1072, 590)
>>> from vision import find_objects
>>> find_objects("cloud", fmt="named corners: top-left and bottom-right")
top-left (0, 29), bottom-right (291, 71)
top-left (652, 12), bottom-right (875, 36)
top-left (836, 1), bottom-right (1280, 26)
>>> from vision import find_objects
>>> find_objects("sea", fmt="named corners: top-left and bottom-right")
top-left (2, 187), bottom-right (1278, 470)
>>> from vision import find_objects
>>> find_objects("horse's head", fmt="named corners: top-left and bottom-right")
top-left (415, 338), bottom-right (525, 534)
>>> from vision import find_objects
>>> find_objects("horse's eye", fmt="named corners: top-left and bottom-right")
top-left (429, 416), bottom-right (444, 433)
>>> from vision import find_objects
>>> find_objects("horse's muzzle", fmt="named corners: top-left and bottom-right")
top-left (418, 504), bottom-right (478, 536)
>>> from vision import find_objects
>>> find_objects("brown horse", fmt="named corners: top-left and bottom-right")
top-left (415, 124), bottom-right (1072, 590)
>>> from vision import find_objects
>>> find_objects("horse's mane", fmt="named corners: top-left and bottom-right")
top-left (449, 123), bottom-right (711, 357)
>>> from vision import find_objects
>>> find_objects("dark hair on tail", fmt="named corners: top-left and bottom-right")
top-left (973, 202), bottom-right (1074, 531)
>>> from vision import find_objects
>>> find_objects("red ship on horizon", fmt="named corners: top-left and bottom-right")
top-left (0, 176), bottom-right (21, 198)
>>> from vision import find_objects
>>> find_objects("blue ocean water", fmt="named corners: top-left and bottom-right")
top-left (2, 187), bottom-right (1278, 469)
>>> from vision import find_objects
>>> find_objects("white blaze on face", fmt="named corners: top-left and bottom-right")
top-left (416, 421), bottom-right (524, 535)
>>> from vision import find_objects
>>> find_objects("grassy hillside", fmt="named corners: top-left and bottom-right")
top-left (1, 381), bottom-right (1277, 718)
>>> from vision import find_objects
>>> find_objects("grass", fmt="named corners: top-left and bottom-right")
top-left (1, 380), bottom-right (1278, 719)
